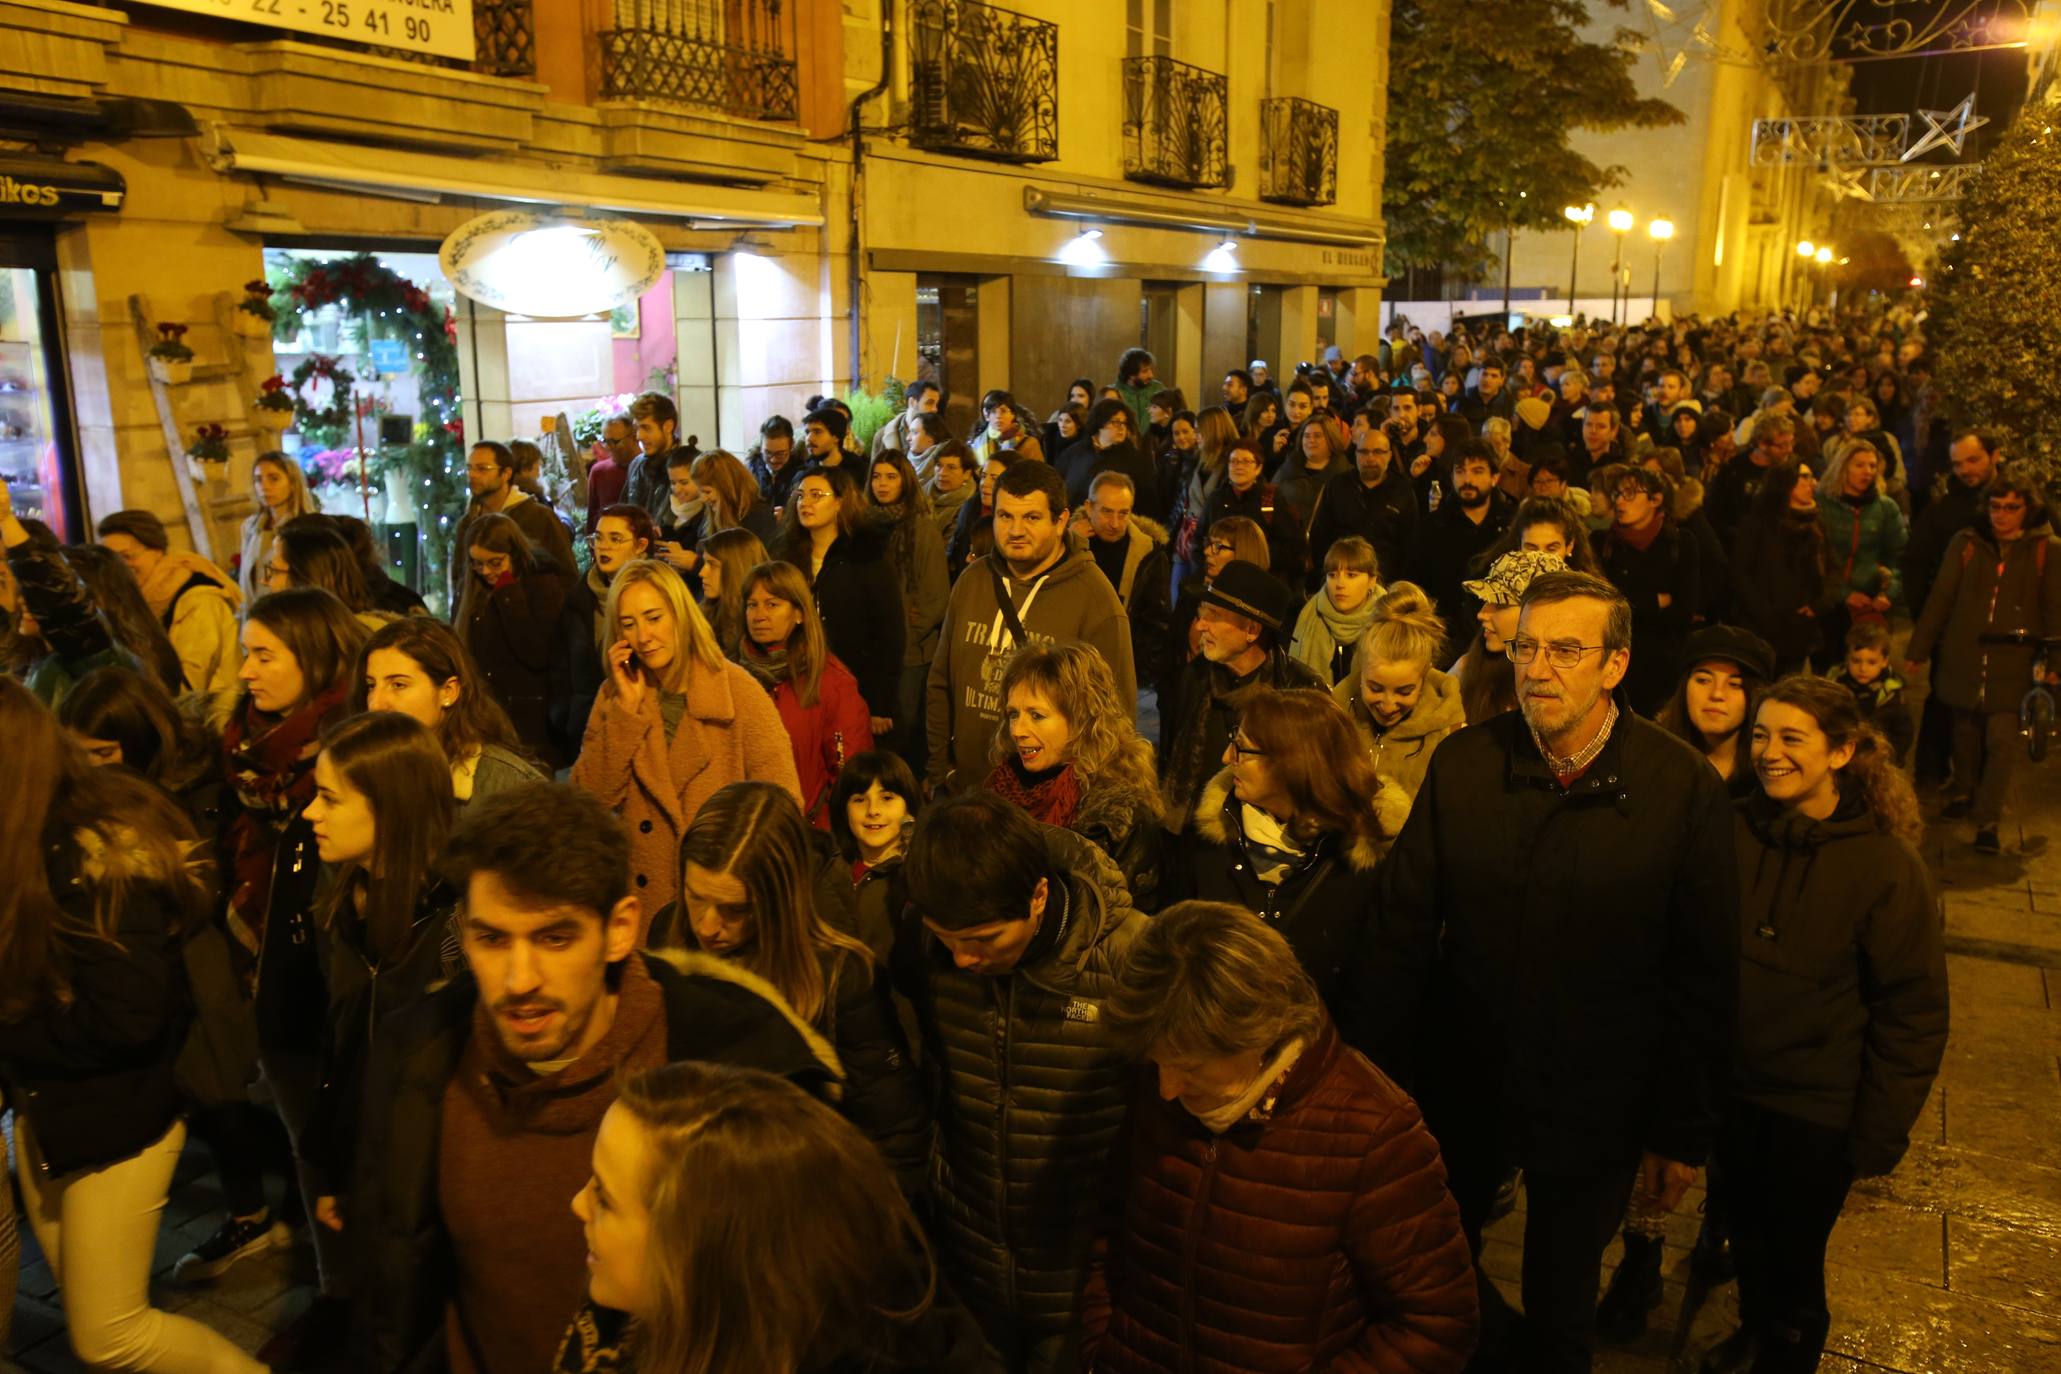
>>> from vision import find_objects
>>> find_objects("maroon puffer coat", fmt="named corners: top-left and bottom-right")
top-left (1078, 1022), bottom-right (1477, 1374)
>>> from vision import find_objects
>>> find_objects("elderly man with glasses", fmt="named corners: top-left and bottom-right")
top-left (1356, 570), bottom-right (1737, 1374)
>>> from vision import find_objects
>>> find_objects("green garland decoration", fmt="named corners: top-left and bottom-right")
top-left (288, 355), bottom-right (356, 434)
top-left (270, 253), bottom-right (468, 613)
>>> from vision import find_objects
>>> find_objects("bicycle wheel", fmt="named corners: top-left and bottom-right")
top-left (2024, 689), bottom-right (2054, 763)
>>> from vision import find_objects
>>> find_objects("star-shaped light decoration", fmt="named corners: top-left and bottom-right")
top-left (1902, 94), bottom-right (1990, 162)
top-left (1820, 165), bottom-right (1874, 202)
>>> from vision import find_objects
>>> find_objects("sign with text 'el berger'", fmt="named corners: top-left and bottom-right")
top-left (133, 0), bottom-right (475, 63)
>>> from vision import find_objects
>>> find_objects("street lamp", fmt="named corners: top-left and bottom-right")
top-left (1563, 203), bottom-right (1594, 315)
top-left (1797, 240), bottom-right (1816, 257)
top-left (1647, 217), bottom-right (1674, 322)
top-left (1814, 245), bottom-right (1833, 265)
top-left (1607, 205), bottom-right (1635, 324)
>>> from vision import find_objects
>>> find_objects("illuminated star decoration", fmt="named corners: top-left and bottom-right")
top-left (1902, 94), bottom-right (1989, 162)
top-left (1820, 165), bottom-right (1874, 202)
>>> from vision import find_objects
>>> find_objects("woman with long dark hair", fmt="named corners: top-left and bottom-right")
top-left (1169, 406), bottom-right (1241, 588)
top-left (0, 678), bottom-right (269, 1373)
top-left (1058, 397), bottom-right (1153, 508)
top-left (183, 587), bottom-right (367, 1293)
top-left (455, 510), bottom-right (573, 767)
top-left (299, 711), bottom-right (459, 1343)
top-left (867, 450), bottom-right (949, 767)
top-left (3, 488), bottom-right (150, 705)
top-left (559, 1062), bottom-right (966, 1374)
top-left (697, 526), bottom-right (769, 658)
top-left (353, 616), bottom-right (544, 804)
top-left (981, 641), bottom-right (1164, 909)
top-left (58, 664), bottom-right (225, 831)
top-left (776, 465), bottom-right (905, 730)
top-left (738, 560), bottom-right (874, 827)
top-left (672, 783), bottom-right (928, 1192)
top-left (1695, 676), bottom-right (1945, 1374)
top-left (265, 518), bottom-right (381, 626)
top-left (1654, 625), bottom-right (1774, 799)
top-left (1731, 460), bottom-right (1835, 675)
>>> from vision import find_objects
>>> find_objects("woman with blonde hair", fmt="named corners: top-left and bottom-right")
top-left (689, 448), bottom-right (779, 547)
top-left (559, 1061), bottom-right (969, 1374)
top-left (239, 451), bottom-right (320, 604)
top-left (671, 782), bottom-right (927, 1191)
top-left (571, 559), bottom-right (800, 924)
top-left (737, 560), bottom-right (873, 828)
top-left (1332, 581), bottom-right (1464, 805)
top-left (1169, 687), bottom-right (1403, 1026)
top-left (1290, 536), bottom-right (1385, 685)
top-left (1171, 405), bottom-right (1242, 585)
top-left (981, 641), bottom-right (1165, 909)
top-left (696, 526), bottom-right (768, 658)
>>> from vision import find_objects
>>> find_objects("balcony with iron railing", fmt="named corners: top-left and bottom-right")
top-left (1122, 55), bottom-right (1228, 190)
top-left (1258, 95), bottom-right (1337, 206)
top-left (597, 0), bottom-right (798, 121)
top-left (909, 0), bottom-right (1060, 162)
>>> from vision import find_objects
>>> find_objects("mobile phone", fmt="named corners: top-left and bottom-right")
top-left (623, 647), bottom-right (641, 674)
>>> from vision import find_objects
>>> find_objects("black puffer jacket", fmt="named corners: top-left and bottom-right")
top-left (1732, 793), bottom-right (1948, 1176)
top-left (0, 830), bottom-right (193, 1177)
top-left (1360, 710), bottom-right (1738, 1172)
top-left (804, 524), bottom-right (906, 722)
top-left (896, 825), bottom-right (1145, 1331)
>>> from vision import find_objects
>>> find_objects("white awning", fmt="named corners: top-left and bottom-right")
top-left (206, 127), bottom-right (823, 227)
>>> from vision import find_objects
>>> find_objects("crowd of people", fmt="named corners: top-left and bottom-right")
top-left (0, 302), bottom-right (2011, 1374)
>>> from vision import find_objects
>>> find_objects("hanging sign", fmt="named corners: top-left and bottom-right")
top-left (127, 0), bottom-right (475, 63)
top-left (368, 338), bottom-right (410, 374)
top-left (0, 158), bottom-right (124, 214)
top-left (439, 211), bottom-right (667, 320)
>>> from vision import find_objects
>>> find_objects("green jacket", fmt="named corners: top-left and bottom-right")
top-left (1816, 486), bottom-right (1908, 609)
top-left (1114, 377), bottom-right (1165, 436)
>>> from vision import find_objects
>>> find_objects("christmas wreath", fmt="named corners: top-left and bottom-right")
top-left (289, 355), bottom-right (356, 434)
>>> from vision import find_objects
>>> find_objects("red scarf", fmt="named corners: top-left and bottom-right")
top-left (220, 681), bottom-right (350, 958)
top-left (1614, 510), bottom-right (1666, 553)
top-left (982, 758), bottom-right (1084, 830)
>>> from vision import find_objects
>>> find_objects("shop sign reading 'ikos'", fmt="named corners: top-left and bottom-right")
top-left (132, 0), bottom-right (474, 62)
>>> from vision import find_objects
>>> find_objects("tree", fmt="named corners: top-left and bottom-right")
top-left (1930, 93), bottom-right (2061, 478)
top-left (1383, 0), bottom-right (1685, 280)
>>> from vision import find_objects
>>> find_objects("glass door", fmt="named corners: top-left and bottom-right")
top-left (0, 232), bottom-right (80, 542)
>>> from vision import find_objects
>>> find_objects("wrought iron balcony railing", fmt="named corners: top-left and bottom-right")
top-left (472, 0), bottom-right (535, 77)
top-left (910, 0), bottom-right (1059, 163)
top-left (1258, 95), bottom-right (1338, 207)
top-left (1123, 56), bottom-right (1228, 190)
top-left (598, 0), bottom-right (798, 122)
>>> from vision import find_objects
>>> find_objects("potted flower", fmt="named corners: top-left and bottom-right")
top-left (234, 280), bottom-right (277, 339)
top-left (148, 323), bottom-right (195, 384)
top-left (253, 374), bottom-right (295, 437)
top-left (187, 422), bottom-right (231, 475)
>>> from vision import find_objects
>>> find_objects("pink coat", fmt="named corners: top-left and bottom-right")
top-left (570, 654), bottom-right (802, 929)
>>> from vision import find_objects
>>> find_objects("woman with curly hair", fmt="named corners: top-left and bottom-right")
top-left (980, 640), bottom-right (1165, 910)
top-left (1692, 675), bottom-right (1944, 1374)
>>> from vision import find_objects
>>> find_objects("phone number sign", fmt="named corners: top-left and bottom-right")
top-left (141, 0), bottom-right (476, 62)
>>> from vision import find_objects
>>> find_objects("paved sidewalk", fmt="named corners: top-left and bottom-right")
top-left (6, 729), bottom-right (2061, 1372)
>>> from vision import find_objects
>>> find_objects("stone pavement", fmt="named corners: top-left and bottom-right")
top-left (6, 723), bottom-right (2061, 1372)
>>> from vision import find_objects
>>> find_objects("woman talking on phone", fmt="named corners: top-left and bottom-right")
top-left (570, 559), bottom-right (800, 927)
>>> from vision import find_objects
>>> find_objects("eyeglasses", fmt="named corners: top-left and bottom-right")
top-left (591, 532), bottom-right (635, 547)
top-left (1204, 539), bottom-right (1235, 555)
top-left (1506, 637), bottom-right (1608, 669)
top-left (1228, 736), bottom-right (1270, 760)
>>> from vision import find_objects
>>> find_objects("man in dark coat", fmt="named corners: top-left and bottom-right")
top-left (1405, 442), bottom-right (1515, 664)
top-left (1079, 471), bottom-right (1174, 699)
top-left (1707, 414), bottom-right (1798, 546)
top-left (1307, 417), bottom-right (1420, 590)
top-left (897, 793), bottom-right (1146, 1374)
top-left (345, 784), bottom-right (837, 1374)
top-left (1358, 572), bottom-right (1737, 1374)
top-left (1158, 560), bottom-right (1326, 829)
top-left (1456, 359), bottom-right (1517, 430)
top-left (1902, 430), bottom-right (2001, 784)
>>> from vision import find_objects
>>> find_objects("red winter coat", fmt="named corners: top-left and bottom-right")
top-left (764, 654), bottom-right (874, 828)
top-left (1079, 1022), bottom-right (1477, 1374)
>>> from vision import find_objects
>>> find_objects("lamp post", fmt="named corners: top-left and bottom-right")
top-left (1796, 239), bottom-right (1816, 311)
top-left (1563, 203), bottom-right (1594, 316)
top-left (1607, 205), bottom-right (1635, 325)
top-left (1813, 244), bottom-right (1834, 311)
top-left (1647, 217), bottom-right (1674, 322)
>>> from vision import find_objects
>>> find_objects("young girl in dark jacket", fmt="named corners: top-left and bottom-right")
top-left (670, 781), bottom-right (930, 1196)
top-left (1697, 675), bottom-right (1947, 1374)
top-left (0, 677), bottom-right (269, 1373)
top-left (298, 710), bottom-right (460, 1350)
top-left (456, 511), bottom-right (574, 768)
top-left (828, 750), bottom-right (921, 964)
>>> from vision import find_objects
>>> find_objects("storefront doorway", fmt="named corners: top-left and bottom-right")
top-left (0, 230), bottom-right (84, 541)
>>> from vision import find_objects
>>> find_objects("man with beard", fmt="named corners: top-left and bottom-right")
top-left (1158, 560), bottom-right (1325, 829)
top-left (452, 440), bottom-right (577, 608)
top-left (344, 783), bottom-right (837, 1373)
top-left (1308, 416), bottom-right (1419, 586)
top-left (1358, 572), bottom-right (1736, 1374)
top-left (927, 459), bottom-right (1136, 793)
top-left (1406, 442), bottom-right (1514, 663)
